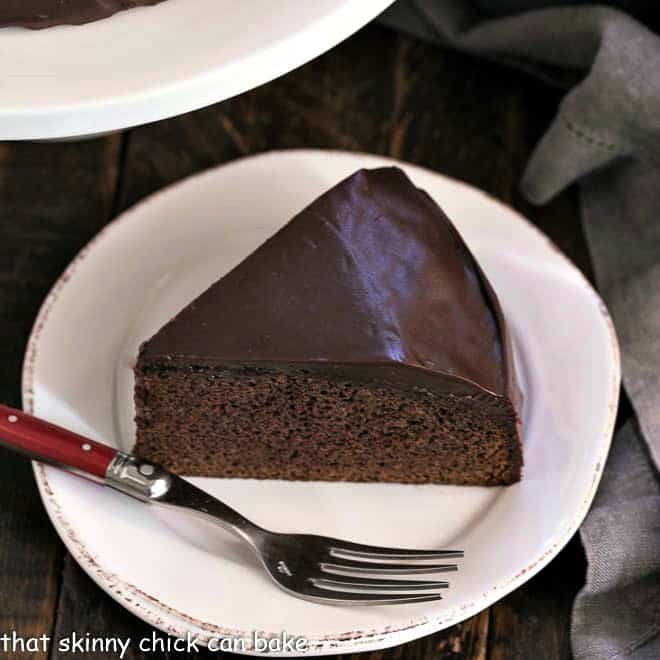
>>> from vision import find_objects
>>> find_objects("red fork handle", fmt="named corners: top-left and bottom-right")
top-left (0, 404), bottom-right (117, 479)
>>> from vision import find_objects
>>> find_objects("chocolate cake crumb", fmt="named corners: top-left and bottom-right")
top-left (135, 364), bottom-right (521, 485)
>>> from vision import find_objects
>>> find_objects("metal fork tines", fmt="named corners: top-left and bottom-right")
top-left (260, 534), bottom-right (464, 605)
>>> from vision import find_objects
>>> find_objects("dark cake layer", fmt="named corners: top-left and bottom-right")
top-left (135, 364), bottom-right (522, 486)
top-left (0, 1), bottom-right (165, 29)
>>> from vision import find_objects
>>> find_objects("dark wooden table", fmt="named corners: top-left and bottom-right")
top-left (0, 22), bottom-right (594, 660)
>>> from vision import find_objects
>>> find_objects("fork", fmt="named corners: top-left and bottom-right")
top-left (0, 404), bottom-right (463, 605)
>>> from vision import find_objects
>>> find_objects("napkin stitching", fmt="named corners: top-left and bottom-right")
top-left (611, 625), bottom-right (660, 660)
top-left (562, 119), bottom-right (618, 153)
top-left (561, 118), bottom-right (660, 169)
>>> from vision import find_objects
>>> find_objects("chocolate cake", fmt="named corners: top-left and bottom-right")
top-left (135, 167), bottom-right (523, 486)
top-left (0, 1), bottom-right (165, 29)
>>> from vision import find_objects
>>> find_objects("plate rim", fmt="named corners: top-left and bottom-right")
top-left (0, 0), bottom-right (395, 140)
top-left (22, 149), bottom-right (621, 655)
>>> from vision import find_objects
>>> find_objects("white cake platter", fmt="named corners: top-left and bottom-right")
top-left (0, 1), bottom-right (394, 140)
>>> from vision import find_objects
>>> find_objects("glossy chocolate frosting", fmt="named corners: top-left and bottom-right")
top-left (0, 0), bottom-right (165, 28)
top-left (140, 167), bottom-right (518, 403)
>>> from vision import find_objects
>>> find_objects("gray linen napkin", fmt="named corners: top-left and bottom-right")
top-left (381, 2), bottom-right (660, 657)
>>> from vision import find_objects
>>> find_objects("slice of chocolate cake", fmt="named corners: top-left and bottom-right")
top-left (135, 167), bottom-right (522, 486)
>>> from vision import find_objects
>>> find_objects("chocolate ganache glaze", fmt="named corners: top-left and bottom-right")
top-left (0, 0), bottom-right (165, 28)
top-left (139, 167), bottom-right (519, 409)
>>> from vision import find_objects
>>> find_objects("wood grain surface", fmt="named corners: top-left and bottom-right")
top-left (0, 24), bottom-right (591, 660)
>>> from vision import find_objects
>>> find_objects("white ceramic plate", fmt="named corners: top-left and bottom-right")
top-left (23, 150), bottom-right (619, 656)
top-left (0, 0), bottom-right (394, 140)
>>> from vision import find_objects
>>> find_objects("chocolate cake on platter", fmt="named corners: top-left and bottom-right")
top-left (134, 167), bottom-right (523, 486)
top-left (0, 1), bottom-right (165, 28)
